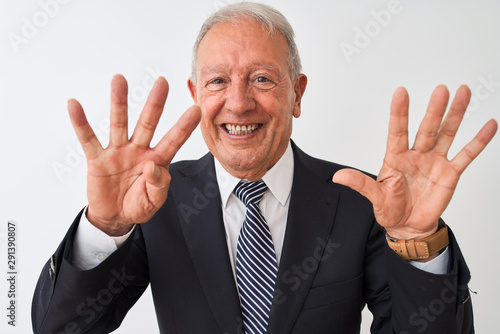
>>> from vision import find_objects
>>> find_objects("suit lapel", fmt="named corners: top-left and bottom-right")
top-left (172, 153), bottom-right (243, 334)
top-left (267, 143), bottom-right (341, 334)
top-left (171, 144), bottom-right (341, 334)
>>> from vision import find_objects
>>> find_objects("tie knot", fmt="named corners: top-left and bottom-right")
top-left (233, 181), bottom-right (268, 207)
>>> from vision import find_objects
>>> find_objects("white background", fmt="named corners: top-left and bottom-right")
top-left (1, 0), bottom-right (499, 333)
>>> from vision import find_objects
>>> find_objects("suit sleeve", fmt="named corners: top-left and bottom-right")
top-left (31, 209), bottom-right (150, 334)
top-left (364, 221), bottom-right (474, 334)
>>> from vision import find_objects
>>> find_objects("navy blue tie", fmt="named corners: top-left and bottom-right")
top-left (234, 181), bottom-right (278, 334)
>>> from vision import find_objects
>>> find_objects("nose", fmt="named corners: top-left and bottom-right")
top-left (224, 80), bottom-right (256, 114)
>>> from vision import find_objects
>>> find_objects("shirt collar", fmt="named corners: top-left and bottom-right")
top-left (215, 141), bottom-right (294, 208)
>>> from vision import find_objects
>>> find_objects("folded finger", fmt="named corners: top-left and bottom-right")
top-left (332, 168), bottom-right (383, 208)
top-left (143, 161), bottom-right (170, 210)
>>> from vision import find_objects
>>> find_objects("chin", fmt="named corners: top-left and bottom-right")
top-left (220, 152), bottom-right (268, 176)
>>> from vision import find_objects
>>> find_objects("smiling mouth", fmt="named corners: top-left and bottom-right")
top-left (224, 123), bottom-right (260, 136)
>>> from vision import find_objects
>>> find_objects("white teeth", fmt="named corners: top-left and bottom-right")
top-left (224, 124), bottom-right (259, 135)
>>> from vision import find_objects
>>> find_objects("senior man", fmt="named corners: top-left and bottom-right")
top-left (32, 2), bottom-right (496, 334)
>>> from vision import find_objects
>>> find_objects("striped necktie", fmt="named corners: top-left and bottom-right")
top-left (234, 181), bottom-right (278, 334)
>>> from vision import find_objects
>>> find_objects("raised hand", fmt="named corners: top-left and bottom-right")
top-left (68, 74), bottom-right (201, 236)
top-left (333, 85), bottom-right (497, 240)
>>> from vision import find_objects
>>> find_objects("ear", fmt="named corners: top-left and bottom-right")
top-left (187, 78), bottom-right (197, 103)
top-left (292, 74), bottom-right (307, 118)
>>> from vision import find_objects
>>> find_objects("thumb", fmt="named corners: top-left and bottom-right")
top-left (332, 168), bottom-right (382, 207)
top-left (143, 161), bottom-right (171, 209)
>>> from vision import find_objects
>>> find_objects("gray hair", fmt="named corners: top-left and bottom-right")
top-left (191, 1), bottom-right (302, 83)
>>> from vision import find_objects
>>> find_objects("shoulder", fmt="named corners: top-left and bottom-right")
top-left (291, 140), bottom-right (377, 221)
top-left (291, 140), bottom-right (376, 182)
top-left (168, 152), bottom-right (215, 178)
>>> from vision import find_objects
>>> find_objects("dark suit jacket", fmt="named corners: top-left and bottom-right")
top-left (32, 142), bottom-right (473, 333)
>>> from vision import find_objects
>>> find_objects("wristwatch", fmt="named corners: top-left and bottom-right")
top-left (386, 220), bottom-right (449, 261)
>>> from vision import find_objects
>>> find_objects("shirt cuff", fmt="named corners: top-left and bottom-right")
top-left (409, 246), bottom-right (450, 275)
top-left (72, 207), bottom-right (136, 270)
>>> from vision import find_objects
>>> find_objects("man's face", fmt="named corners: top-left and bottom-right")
top-left (188, 18), bottom-right (307, 181)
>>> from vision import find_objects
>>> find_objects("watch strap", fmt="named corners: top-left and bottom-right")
top-left (386, 225), bottom-right (449, 261)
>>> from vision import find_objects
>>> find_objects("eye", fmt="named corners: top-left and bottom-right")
top-left (206, 78), bottom-right (228, 91)
top-left (211, 78), bottom-right (225, 85)
top-left (253, 76), bottom-right (276, 90)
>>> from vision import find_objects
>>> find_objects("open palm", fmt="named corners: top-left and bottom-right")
top-left (333, 85), bottom-right (497, 239)
top-left (68, 75), bottom-right (201, 236)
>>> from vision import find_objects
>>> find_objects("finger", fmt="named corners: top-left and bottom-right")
top-left (68, 98), bottom-right (103, 160)
top-left (109, 74), bottom-right (129, 147)
top-left (451, 119), bottom-right (498, 174)
top-left (434, 85), bottom-right (471, 155)
top-left (412, 85), bottom-right (450, 152)
top-left (143, 161), bottom-right (170, 209)
top-left (131, 77), bottom-right (169, 147)
top-left (387, 87), bottom-right (410, 154)
top-left (332, 168), bottom-right (383, 208)
top-left (154, 104), bottom-right (202, 165)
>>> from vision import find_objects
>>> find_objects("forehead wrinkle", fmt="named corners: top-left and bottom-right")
top-left (197, 20), bottom-right (289, 80)
top-left (199, 64), bottom-right (227, 75)
top-left (250, 61), bottom-right (280, 73)
top-left (199, 61), bottom-right (282, 77)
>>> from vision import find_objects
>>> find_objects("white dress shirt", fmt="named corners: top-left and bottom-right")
top-left (73, 142), bottom-right (448, 275)
top-left (215, 142), bottom-right (294, 281)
